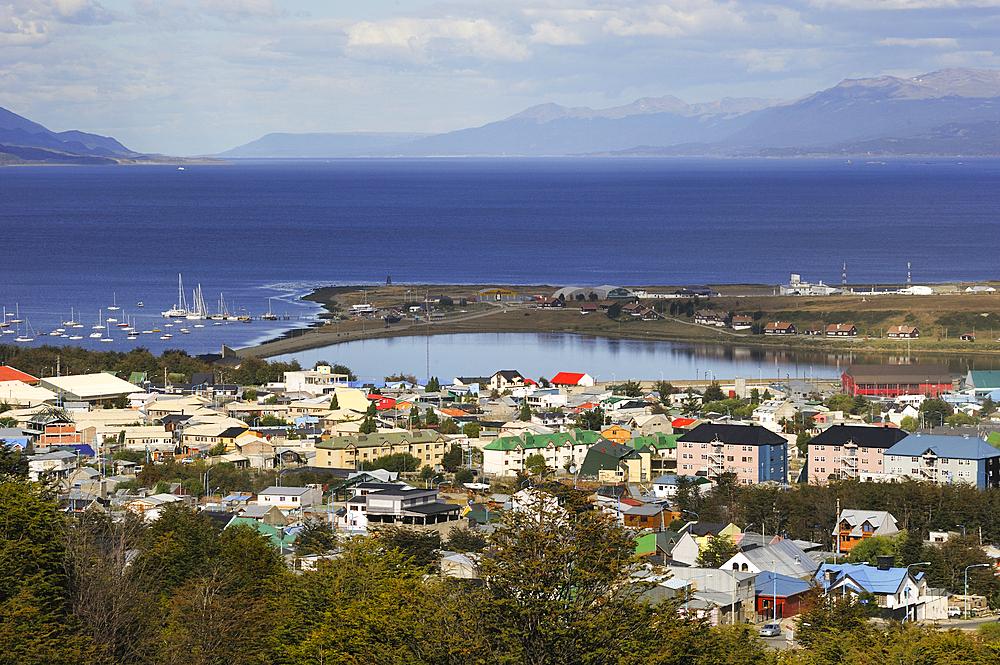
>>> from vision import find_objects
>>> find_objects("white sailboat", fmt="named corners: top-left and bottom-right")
top-left (261, 298), bottom-right (278, 321)
top-left (93, 310), bottom-right (104, 330)
top-left (162, 274), bottom-right (191, 318)
top-left (0, 306), bottom-right (8, 328)
top-left (186, 284), bottom-right (208, 320)
top-left (14, 319), bottom-right (35, 343)
top-left (108, 293), bottom-right (120, 311)
top-left (100, 321), bottom-right (113, 343)
top-left (10, 304), bottom-right (23, 324)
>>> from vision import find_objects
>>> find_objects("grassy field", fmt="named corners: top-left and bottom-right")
top-left (237, 283), bottom-right (1000, 358)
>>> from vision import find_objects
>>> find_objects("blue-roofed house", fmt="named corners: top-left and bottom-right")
top-left (755, 571), bottom-right (812, 621)
top-left (815, 563), bottom-right (947, 621)
top-left (883, 432), bottom-right (1000, 488)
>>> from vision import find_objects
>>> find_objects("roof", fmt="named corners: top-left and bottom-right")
top-left (808, 424), bottom-right (909, 449)
top-left (0, 366), bottom-right (37, 383)
top-left (736, 540), bottom-right (818, 577)
top-left (677, 423), bottom-right (786, 446)
top-left (968, 371), bottom-right (1000, 390)
top-left (40, 373), bottom-right (144, 400)
top-left (258, 486), bottom-right (312, 496)
top-left (755, 571), bottom-right (812, 598)
top-left (844, 364), bottom-right (951, 383)
top-left (816, 563), bottom-right (918, 595)
top-left (838, 509), bottom-right (898, 537)
top-left (551, 372), bottom-right (587, 385)
top-left (885, 432), bottom-right (1000, 461)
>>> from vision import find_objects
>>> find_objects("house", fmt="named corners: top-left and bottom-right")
top-left (27, 450), bottom-right (78, 481)
top-left (815, 562), bottom-right (942, 621)
top-left (578, 437), bottom-right (652, 483)
top-left (550, 372), bottom-right (596, 387)
top-left (125, 493), bottom-right (183, 520)
top-left (255, 485), bottom-right (322, 511)
top-left (695, 310), bottom-right (726, 327)
top-left (805, 424), bottom-right (909, 483)
top-left (650, 474), bottom-right (713, 498)
top-left (723, 539), bottom-right (818, 578)
top-left (483, 429), bottom-right (596, 477)
top-left (0, 365), bottom-right (39, 384)
top-left (841, 364), bottom-right (953, 398)
top-left (731, 315), bottom-right (753, 331)
top-left (676, 423), bottom-right (787, 484)
top-left (315, 429), bottom-right (447, 470)
top-left (621, 502), bottom-right (677, 530)
top-left (779, 273), bottom-right (841, 296)
top-left (630, 414), bottom-right (673, 436)
top-left (755, 571), bottom-right (812, 621)
top-left (0, 380), bottom-right (55, 407)
top-left (39, 373), bottom-right (144, 405)
top-left (764, 322), bottom-right (796, 335)
top-left (489, 370), bottom-right (526, 391)
top-left (635, 530), bottom-right (683, 560)
top-left (883, 432), bottom-right (1000, 488)
top-left (887, 325), bottom-right (920, 339)
top-left (965, 370), bottom-right (1000, 396)
top-left (826, 323), bottom-right (857, 337)
top-left (361, 485), bottom-right (460, 527)
top-left (235, 504), bottom-right (287, 527)
top-left (580, 303), bottom-right (598, 315)
top-left (663, 566), bottom-right (758, 625)
top-left (639, 307), bottom-right (661, 321)
top-left (600, 424), bottom-right (632, 444)
top-left (751, 400), bottom-right (797, 432)
top-left (835, 509), bottom-right (899, 553)
top-left (961, 334), bottom-right (976, 342)
top-left (282, 366), bottom-right (350, 396)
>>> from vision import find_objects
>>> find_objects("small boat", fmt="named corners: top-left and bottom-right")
top-left (100, 322), bottom-right (113, 343)
top-left (159, 335), bottom-right (169, 340)
top-left (127, 335), bottom-right (137, 340)
top-left (136, 302), bottom-right (144, 307)
top-left (261, 298), bottom-right (278, 321)
top-left (141, 330), bottom-right (154, 335)
top-left (10, 304), bottom-right (24, 324)
top-left (14, 319), bottom-right (35, 342)
top-left (93, 310), bottom-right (105, 329)
top-left (194, 324), bottom-right (204, 328)
top-left (89, 332), bottom-right (102, 339)
top-left (152, 328), bottom-right (162, 332)
top-left (69, 334), bottom-right (83, 341)
top-left (38, 332), bottom-right (47, 336)
top-left (165, 324), bottom-right (173, 328)
top-left (213, 322), bottom-right (222, 326)
top-left (0, 306), bottom-right (8, 328)
top-left (180, 329), bottom-right (191, 334)
top-left (108, 293), bottom-right (120, 311)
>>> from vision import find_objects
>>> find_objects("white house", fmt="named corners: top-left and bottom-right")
top-left (255, 485), bottom-right (322, 511)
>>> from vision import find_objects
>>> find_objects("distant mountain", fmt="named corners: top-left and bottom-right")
top-left (0, 107), bottom-right (139, 164)
top-left (225, 68), bottom-right (1000, 158)
top-left (216, 132), bottom-right (438, 158)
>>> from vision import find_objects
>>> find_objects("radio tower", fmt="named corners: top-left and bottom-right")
top-left (842, 263), bottom-right (847, 287)
top-left (907, 262), bottom-right (911, 287)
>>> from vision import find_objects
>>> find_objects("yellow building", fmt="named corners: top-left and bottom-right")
top-left (315, 429), bottom-right (448, 469)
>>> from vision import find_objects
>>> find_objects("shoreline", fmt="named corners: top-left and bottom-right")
top-left (234, 283), bottom-right (1000, 360)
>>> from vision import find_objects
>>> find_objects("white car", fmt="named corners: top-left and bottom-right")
top-left (948, 607), bottom-right (961, 618)
top-left (759, 623), bottom-right (781, 637)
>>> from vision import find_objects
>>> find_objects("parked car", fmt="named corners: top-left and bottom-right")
top-left (759, 623), bottom-right (781, 637)
top-left (948, 606), bottom-right (961, 618)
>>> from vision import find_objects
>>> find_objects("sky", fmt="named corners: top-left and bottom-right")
top-left (2, 0), bottom-right (999, 155)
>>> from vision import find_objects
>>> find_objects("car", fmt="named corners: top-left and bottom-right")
top-left (759, 623), bottom-right (782, 637)
top-left (948, 606), bottom-right (961, 618)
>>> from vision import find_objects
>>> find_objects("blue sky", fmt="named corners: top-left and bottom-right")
top-left (2, 0), bottom-right (999, 155)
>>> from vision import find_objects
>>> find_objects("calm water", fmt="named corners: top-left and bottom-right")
top-left (272, 333), bottom-right (1000, 384)
top-left (3, 157), bottom-right (1000, 354)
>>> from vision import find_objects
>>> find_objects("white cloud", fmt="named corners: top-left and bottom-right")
top-left (529, 20), bottom-right (585, 45)
top-left (196, 0), bottom-right (284, 23)
top-left (809, 0), bottom-right (1000, 9)
top-left (345, 17), bottom-right (532, 64)
top-left (877, 37), bottom-right (960, 47)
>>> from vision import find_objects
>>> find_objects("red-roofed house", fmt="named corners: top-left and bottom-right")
top-left (672, 418), bottom-right (698, 430)
top-left (550, 372), bottom-right (595, 387)
top-left (0, 366), bottom-right (38, 385)
top-left (368, 395), bottom-right (396, 410)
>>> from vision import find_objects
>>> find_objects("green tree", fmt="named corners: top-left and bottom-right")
top-left (359, 400), bottom-right (378, 434)
top-left (525, 453), bottom-right (548, 478)
top-left (947, 411), bottom-right (977, 427)
top-left (654, 380), bottom-right (676, 403)
top-left (362, 453), bottom-right (420, 473)
top-left (846, 534), bottom-right (898, 565)
top-left (0, 442), bottom-right (28, 478)
top-left (900, 415), bottom-right (919, 432)
top-left (242, 388), bottom-right (257, 402)
top-left (519, 400), bottom-right (532, 421)
top-left (576, 407), bottom-right (605, 431)
top-left (681, 388), bottom-right (703, 416)
top-left (425, 376), bottom-right (441, 392)
top-left (439, 417), bottom-right (461, 434)
top-left (703, 380), bottom-right (726, 402)
top-left (982, 395), bottom-right (996, 417)
top-left (419, 465), bottom-right (436, 480)
top-left (425, 409), bottom-right (440, 426)
top-left (329, 393), bottom-right (339, 410)
top-left (408, 405), bottom-right (421, 427)
top-left (920, 398), bottom-right (952, 428)
top-left (697, 534), bottom-right (737, 567)
top-left (454, 468), bottom-right (475, 485)
top-left (749, 388), bottom-right (761, 405)
top-left (446, 526), bottom-right (488, 552)
top-left (294, 518), bottom-right (338, 556)
top-left (369, 526), bottom-right (441, 569)
top-left (796, 430), bottom-right (813, 456)
top-left (441, 444), bottom-right (464, 472)
top-left (138, 504), bottom-right (222, 593)
top-left (622, 379), bottom-right (643, 397)
top-left (462, 422), bottom-right (481, 438)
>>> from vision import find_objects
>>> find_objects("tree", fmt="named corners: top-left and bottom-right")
top-left (703, 380), bottom-right (726, 402)
top-left (622, 379), bottom-right (643, 397)
top-left (360, 400), bottom-right (378, 434)
top-left (525, 453), bottom-right (548, 478)
top-left (446, 526), bottom-right (488, 552)
top-left (681, 388), bottom-right (703, 416)
top-left (796, 431), bottom-right (813, 456)
top-left (419, 465), bottom-right (436, 480)
top-left (424, 409), bottom-right (439, 426)
top-left (425, 376), bottom-right (441, 392)
top-left (462, 422), bottom-right (481, 438)
top-left (900, 415), bottom-right (919, 432)
top-left (242, 388), bottom-right (257, 402)
top-left (654, 380), bottom-right (676, 403)
top-left (749, 388), bottom-right (761, 405)
top-left (538, 376), bottom-right (550, 388)
top-left (439, 296), bottom-right (454, 308)
top-left (606, 302), bottom-right (622, 319)
top-left (920, 398), bottom-right (952, 428)
top-left (329, 393), bottom-right (339, 410)
top-left (0, 442), bottom-right (28, 478)
top-left (294, 518), bottom-right (338, 556)
top-left (519, 400), bottom-right (532, 421)
top-left (408, 405), bottom-right (421, 427)
top-left (576, 407), bottom-right (605, 431)
top-left (330, 363), bottom-right (357, 381)
top-left (362, 453), bottom-right (420, 473)
top-left (439, 417), bottom-right (461, 434)
top-left (697, 534), bottom-right (737, 567)
top-left (441, 444), bottom-right (464, 472)
top-left (947, 411), bottom-right (977, 427)
top-left (454, 468), bottom-right (475, 485)
top-left (982, 395), bottom-right (996, 417)
top-left (795, 587), bottom-right (878, 649)
top-left (369, 526), bottom-right (441, 569)
top-left (846, 535), bottom-right (898, 565)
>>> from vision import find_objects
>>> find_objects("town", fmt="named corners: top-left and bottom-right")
top-left (3, 348), bottom-right (1000, 663)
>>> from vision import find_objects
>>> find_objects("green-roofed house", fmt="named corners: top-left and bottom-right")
top-left (986, 432), bottom-right (1000, 449)
top-left (226, 516), bottom-right (296, 549)
top-left (482, 429), bottom-right (595, 476)
top-left (578, 438), bottom-right (652, 483)
top-left (633, 432), bottom-right (679, 475)
top-left (966, 370), bottom-right (1000, 396)
top-left (635, 530), bottom-right (683, 559)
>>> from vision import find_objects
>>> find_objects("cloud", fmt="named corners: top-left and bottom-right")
top-left (808, 0), bottom-right (1000, 8)
top-left (528, 20), bottom-right (585, 45)
top-left (345, 17), bottom-right (532, 64)
top-left (877, 37), bottom-right (960, 47)
top-left (196, 0), bottom-right (285, 23)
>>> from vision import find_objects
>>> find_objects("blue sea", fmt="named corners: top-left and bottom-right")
top-left (3, 157), bottom-right (1000, 356)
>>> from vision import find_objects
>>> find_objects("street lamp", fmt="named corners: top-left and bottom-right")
top-left (965, 564), bottom-right (989, 619)
top-left (902, 562), bottom-right (930, 623)
top-left (772, 558), bottom-right (801, 623)
top-left (681, 509), bottom-right (699, 532)
top-left (569, 464), bottom-right (578, 490)
top-left (957, 524), bottom-right (966, 537)
top-left (428, 474), bottom-right (440, 489)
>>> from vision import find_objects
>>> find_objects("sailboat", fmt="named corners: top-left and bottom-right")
top-left (93, 310), bottom-right (104, 329)
top-left (186, 284), bottom-right (208, 320)
top-left (162, 274), bottom-right (191, 318)
top-left (14, 319), bottom-right (35, 343)
top-left (100, 321), bottom-right (113, 343)
top-left (0, 306), bottom-right (8, 329)
top-left (261, 298), bottom-right (278, 321)
top-left (108, 293), bottom-right (120, 311)
top-left (10, 304), bottom-right (23, 324)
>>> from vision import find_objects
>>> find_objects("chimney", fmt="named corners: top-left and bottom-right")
top-left (876, 555), bottom-right (894, 570)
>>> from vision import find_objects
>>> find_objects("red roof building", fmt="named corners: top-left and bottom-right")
top-left (0, 365), bottom-right (38, 384)
top-left (550, 372), bottom-right (595, 387)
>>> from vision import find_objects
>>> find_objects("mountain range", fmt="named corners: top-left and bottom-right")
top-left (5, 67), bottom-right (1000, 161)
